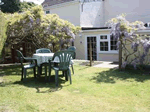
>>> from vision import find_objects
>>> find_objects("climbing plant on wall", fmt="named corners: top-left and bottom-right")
top-left (108, 14), bottom-right (150, 69)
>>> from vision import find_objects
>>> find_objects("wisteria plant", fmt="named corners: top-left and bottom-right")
top-left (6, 6), bottom-right (80, 52)
top-left (107, 14), bottom-right (150, 69)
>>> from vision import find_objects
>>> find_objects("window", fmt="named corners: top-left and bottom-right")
top-left (99, 35), bottom-right (118, 53)
top-left (99, 35), bottom-right (108, 51)
top-left (100, 35), bottom-right (107, 39)
top-left (43, 4), bottom-right (47, 7)
top-left (45, 10), bottom-right (50, 14)
top-left (100, 42), bottom-right (108, 51)
top-left (110, 35), bottom-right (117, 50)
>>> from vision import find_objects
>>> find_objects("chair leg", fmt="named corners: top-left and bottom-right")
top-left (55, 70), bottom-right (59, 87)
top-left (68, 69), bottom-right (72, 84)
top-left (23, 69), bottom-right (27, 81)
top-left (48, 66), bottom-right (51, 82)
top-left (62, 71), bottom-right (65, 76)
top-left (65, 71), bottom-right (68, 81)
top-left (40, 65), bottom-right (42, 75)
top-left (71, 64), bottom-right (74, 75)
top-left (33, 67), bottom-right (36, 79)
top-left (21, 68), bottom-right (24, 81)
top-left (45, 65), bottom-right (47, 81)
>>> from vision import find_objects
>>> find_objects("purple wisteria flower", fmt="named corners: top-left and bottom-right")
top-left (29, 16), bottom-right (34, 23)
top-left (121, 61), bottom-right (127, 68)
top-left (36, 18), bottom-right (40, 24)
top-left (131, 42), bottom-right (139, 52)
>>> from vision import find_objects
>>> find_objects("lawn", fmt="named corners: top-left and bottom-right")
top-left (0, 63), bottom-right (150, 112)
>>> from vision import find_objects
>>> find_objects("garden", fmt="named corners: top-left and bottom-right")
top-left (0, 63), bottom-right (150, 112)
top-left (0, 2), bottom-right (150, 112)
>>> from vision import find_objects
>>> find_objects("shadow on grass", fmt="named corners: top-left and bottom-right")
top-left (0, 75), bottom-right (69, 93)
top-left (15, 75), bottom-right (68, 93)
top-left (91, 68), bottom-right (150, 84)
top-left (0, 66), bottom-right (22, 76)
top-left (0, 66), bottom-right (70, 93)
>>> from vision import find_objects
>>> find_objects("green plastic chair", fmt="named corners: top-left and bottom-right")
top-left (36, 48), bottom-right (51, 53)
top-left (36, 48), bottom-right (51, 80)
top-left (49, 50), bottom-right (74, 86)
top-left (67, 46), bottom-right (76, 74)
top-left (16, 50), bottom-right (37, 81)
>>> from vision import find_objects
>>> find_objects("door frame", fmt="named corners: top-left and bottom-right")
top-left (85, 35), bottom-right (99, 61)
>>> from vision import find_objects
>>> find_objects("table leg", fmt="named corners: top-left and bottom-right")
top-left (45, 65), bottom-right (47, 81)
top-left (38, 66), bottom-right (42, 78)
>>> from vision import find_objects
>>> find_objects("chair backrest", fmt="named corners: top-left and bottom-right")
top-left (36, 48), bottom-right (51, 53)
top-left (67, 46), bottom-right (76, 59)
top-left (52, 50), bottom-right (74, 70)
top-left (16, 50), bottom-right (24, 65)
top-left (67, 46), bottom-right (76, 51)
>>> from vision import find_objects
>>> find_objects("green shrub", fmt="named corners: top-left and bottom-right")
top-left (0, 11), bottom-right (7, 58)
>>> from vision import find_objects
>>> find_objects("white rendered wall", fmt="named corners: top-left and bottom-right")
top-left (44, 1), bottom-right (81, 26)
top-left (80, 1), bottom-right (103, 27)
top-left (104, 0), bottom-right (150, 24)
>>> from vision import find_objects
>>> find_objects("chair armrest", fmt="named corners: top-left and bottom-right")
top-left (24, 57), bottom-right (37, 66)
top-left (49, 59), bottom-right (55, 67)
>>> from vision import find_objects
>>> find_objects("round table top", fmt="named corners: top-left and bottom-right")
top-left (33, 53), bottom-right (54, 56)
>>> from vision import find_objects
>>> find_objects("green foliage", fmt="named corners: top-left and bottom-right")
top-left (108, 14), bottom-right (148, 69)
top-left (0, 0), bottom-right (20, 13)
top-left (0, 11), bottom-right (7, 58)
top-left (20, 1), bottom-right (37, 12)
top-left (6, 6), bottom-right (81, 52)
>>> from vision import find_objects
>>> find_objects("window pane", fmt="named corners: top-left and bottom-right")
top-left (110, 35), bottom-right (117, 50)
top-left (46, 10), bottom-right (50, 14)
top-left (94, 37), bottom-right (96, 42)
top-left (100, 41), bottom-right (108, 51)
top-left (100, 47), bottom-right (104, 51)
top-left (100, 35), bottom-right (107, 39)
top-left (105, 47), bottom-right (108, 51)
top-left (87, 37), bottom-right (89, 42)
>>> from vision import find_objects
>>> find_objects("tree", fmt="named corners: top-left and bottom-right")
top-left (0, 11), bottom-right (7, 59)
top-left (19, 1), bottom-right (37, 12)
top-left (6, 6), bottom-right (80, 52)
top-left (0, 0), bottom-right (20, 13)
top-left (107, 14), bottom-right (150, 70)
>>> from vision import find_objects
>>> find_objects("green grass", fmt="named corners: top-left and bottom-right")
top-left (0, 64), bottom-right (150, 112)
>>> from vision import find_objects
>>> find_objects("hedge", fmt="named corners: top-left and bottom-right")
top-left (0, 11), bottom-right (7, 58)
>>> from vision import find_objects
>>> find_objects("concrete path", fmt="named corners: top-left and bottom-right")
top-left (93, 61), bottom-right (119, 68)
top-left (74, 60), bottom-right (119, 69)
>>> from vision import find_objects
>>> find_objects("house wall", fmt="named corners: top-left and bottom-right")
top-left (43, 1), bottom-right (81, 26)
top-left (99, 53), bottom-right (118, 62)
top-left (104, 0), bottom-right (150, 24)
top-left (80, 1), bottom-right (103, 27)
top-left (122, 31), bottom-right (150, 64)
top-left (74, 29), bottom-right (119, 62)
top-left (43, 1), bottom-right (104, 27)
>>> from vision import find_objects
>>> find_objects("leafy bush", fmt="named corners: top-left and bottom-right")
top-left (0, 11), bottom-right (7, 58)
top-left (6, 6), bottom-right (80, 52)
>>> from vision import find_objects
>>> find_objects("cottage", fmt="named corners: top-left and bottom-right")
top-left (42, 0), bottom-right (150, 62)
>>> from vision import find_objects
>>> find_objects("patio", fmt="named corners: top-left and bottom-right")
top-left (0, 61), bottom-right (150, 112)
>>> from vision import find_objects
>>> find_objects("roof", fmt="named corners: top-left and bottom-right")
top-left (82, 27), bottom-right (111, 30)
top-left (42, 0), bottom-right (74, 6)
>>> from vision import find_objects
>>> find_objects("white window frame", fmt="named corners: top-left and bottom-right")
top-left (98, 34), bottom-right (118, 54)
top-left (85, 34), bottom-right (118, 61)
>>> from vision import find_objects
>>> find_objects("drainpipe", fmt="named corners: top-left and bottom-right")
top-left (102, 0), bottom-right (105, 27)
